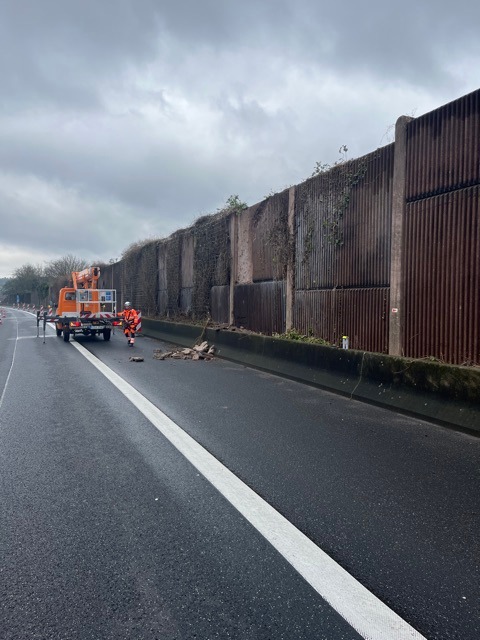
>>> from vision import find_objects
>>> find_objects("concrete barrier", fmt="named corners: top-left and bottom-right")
top-left (142, 318), bottom-right (480, 435)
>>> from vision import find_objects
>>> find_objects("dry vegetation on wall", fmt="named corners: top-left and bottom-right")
top-left (255, 190), bottom-right (290, 281)
top-left (121, 238), bottom-right (159, 314)
top-left (5, 93), bottom-right (479, 368)
top-left (138, 241), bottom-right (158, 315)
top-left (111, 196), bottom-right (245, 321)
top-left (192, 211), bottom-right (231, 319)
top-left (165, 231), bottom-right (182, 316)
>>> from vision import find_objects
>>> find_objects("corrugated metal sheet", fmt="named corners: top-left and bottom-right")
top-left (338, 288), bottom-right (389, 353)
top-left (403, 89), bottom-right (480, 364)
top-left (292, 146), bottom-right (393, 351)
top-left (295, 145), bottom-right (394, 290)
top-left (292, 289), bottom-right (335, 342)
top-left (108, 88), bottom-right (479, 366)
top-left (210, 285), bottom-right (229, 324)
top-left (403, 186), bottom-right (480, 364)
top-left (234, 282), bottom-right (285, 334)
top-left (293, 287), bottom-right (389, 352)
top-left (251, 191), bottom-right (289, 282)
top-left (406, 88), bottom-right (480, 201)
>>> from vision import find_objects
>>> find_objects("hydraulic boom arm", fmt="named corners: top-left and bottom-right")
top-left (72, 267), bottom-right (100, 289)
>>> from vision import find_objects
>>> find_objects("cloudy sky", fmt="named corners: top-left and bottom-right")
top-left (1, 0), bottom-right (479, 277)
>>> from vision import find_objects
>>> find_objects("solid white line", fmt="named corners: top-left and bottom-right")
top-left (70, 341), bottom-right (426, 640)
top-left (0, 314), bottom-right (19, 410)
top-left (8, 335), bottom-right (57, 340)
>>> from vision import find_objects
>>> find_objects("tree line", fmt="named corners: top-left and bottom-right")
top-left (0, 255), bottom-right (90, 305)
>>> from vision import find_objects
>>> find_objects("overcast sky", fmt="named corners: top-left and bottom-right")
top-left (1, 0), bottom-right (479, 277)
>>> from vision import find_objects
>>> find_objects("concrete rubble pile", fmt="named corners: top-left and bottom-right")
top-left (153, 341), bottom-right (216, 361)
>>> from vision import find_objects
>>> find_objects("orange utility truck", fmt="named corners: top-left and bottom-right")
top-left (47, 267), bottom-right (122, 342)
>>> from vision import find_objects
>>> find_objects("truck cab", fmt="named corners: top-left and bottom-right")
top-left (47, 267), bottom-right (121, 342)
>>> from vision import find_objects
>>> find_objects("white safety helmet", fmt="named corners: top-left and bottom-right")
top-left (124, 301), bottom-right (132, 309)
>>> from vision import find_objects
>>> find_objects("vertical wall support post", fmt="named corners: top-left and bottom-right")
top-left (229, 213), bottom-right (237, 326)
top-left (389, 115), bottom-right (412, 356)
top-left (285, 186), bottom-right (296, 332)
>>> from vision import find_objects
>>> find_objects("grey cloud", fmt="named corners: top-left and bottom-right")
top-left (1, 0), bottom-right (477, 118)
top-left (0, 0), bottom-right (161, 111)
top-left (0, 0), bottom-right (479, 277)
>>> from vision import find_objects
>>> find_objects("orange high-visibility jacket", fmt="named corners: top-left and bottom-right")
top-left (120, 308), bottom-right (139, 330)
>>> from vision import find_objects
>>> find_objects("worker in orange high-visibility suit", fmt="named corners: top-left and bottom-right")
top-left (120, 301), bottom-right (139, 347)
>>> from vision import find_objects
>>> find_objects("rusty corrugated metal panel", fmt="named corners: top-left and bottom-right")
top-left (341, 146), bottom-right (393, 287)
top-left (210, 285), bottom-right (229, 324)
top-left (406, 88), bottom-right (480, 201)
top-left (403, 186), bottom-right (480, 365)
top-left (293, 287), bottom-right (389, 352)
top-left (292, 290), bottom-right (336, 342)
top-left (252, 191), bottom-right (289, 282)
top-left (295, 145), bottom-right (394, 290)
top-left (295, 174), bottom-right (333, 290)
top-left (234, 282), bottom-right (285, 334)
top-left (338, 288), bottom-right (389, 353)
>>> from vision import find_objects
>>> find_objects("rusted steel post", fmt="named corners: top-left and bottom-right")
top-left (285, 186), bottom-right (296, 332)
top-left (389, 115), bottom-right (413, 356)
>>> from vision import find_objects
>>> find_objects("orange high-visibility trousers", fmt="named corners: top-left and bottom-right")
top-left (120, 309), bottom-right (139, 346)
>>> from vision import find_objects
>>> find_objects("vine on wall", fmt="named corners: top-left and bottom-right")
top-left (193, 212), bottom-right (231, 319)
top-left (267, 191), bottom-right (290, 281)
top-left (121, 238), bottom-right (159, 312)
top-left (165, 231), bottom-right (183, 316)
top-left (138, 241), bottom-right (159, 315)
top-left (253, 190), bottom-right (290, 282)
top-left (306, 147), bottom-right (368, 254)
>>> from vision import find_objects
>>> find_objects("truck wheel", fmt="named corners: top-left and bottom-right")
top-left (103, 329), bottom-right (111, 341)
top-left (63, 330), bottom-right (70, 342)
top-left (56, 328), bottom-right (62, 337)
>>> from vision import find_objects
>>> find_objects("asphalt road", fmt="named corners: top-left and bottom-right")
top-left (0, 308), bottom-right (478, 639)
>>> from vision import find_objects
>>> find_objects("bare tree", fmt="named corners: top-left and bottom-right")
top-left (44, 254), bottom-right (88, 279)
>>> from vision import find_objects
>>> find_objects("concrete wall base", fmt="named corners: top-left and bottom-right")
top-left (142, 319), bottom-right (480, 435)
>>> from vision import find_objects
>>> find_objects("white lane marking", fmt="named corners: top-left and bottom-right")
top-left (70, 341), bottom-right (426, 640)
top-left (8, 335), bottom-right (57, 340)
top-left (0, 314), bottom-right (19, 410)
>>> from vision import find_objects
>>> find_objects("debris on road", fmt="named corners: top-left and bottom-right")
top-left (129, 356), bottom-right (144, 362)
top-left (153, 341), bottom-right (216, 361)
